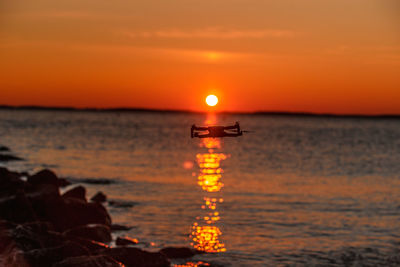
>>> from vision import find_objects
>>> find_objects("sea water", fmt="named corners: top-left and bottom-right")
top-left (1, 109), bottom-right (400, 266)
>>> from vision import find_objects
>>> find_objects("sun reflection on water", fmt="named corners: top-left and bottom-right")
top-left (190, 134), bottom-right (228, 253)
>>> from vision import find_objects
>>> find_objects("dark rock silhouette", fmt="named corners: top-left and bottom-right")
top-left (57, 178), bottom-right (71, 188)
top-left (28, 169), bottom-right (59, 187)
top-left (53, 255), bottom-right (122, 267)
top-left (159, 247), bottom-right (197, 259)
top-left (109, 200), bottom-right (138, 208)
top-left (101, 247), bottom-right (170, 267)
top-left (91, 191), bottom-right (107, 203)
top-left (64, 224), bottom-right (111, 243)
top-left (0, 154), bottom-right (23, 161)
top-left (62, 186), bottom-right (87, 202)
top-left (80, 178), bottom-right (115, 185)
top-left (0, 167), bottom-right (180, 267)
top-left (111, 224), bottom-right (133, 231)
top-left (116, 236), bottom-right (139, 246)
top-left (0, 145), bottom-right (10, 151)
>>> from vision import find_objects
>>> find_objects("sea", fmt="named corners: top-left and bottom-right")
top-left (1, 109), bottom-right (400, 266)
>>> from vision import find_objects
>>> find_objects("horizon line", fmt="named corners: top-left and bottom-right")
top-left (0, 105), bottom-right (399, 119)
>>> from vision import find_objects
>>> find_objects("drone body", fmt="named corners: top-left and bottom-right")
top-left (191, 122), bottom-right (243, 138)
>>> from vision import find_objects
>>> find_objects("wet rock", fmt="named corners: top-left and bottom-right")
top-left (102, 247), bottom-right (170, 267)
top-left (91, 191), bottom-right (107, 203)
top-left (0, 167), bottom-right (26, 197)
top-left (62, 186), bottom-right (87, 202)
top-left (22, 241), bottom-right (90, 267)
top-left (28, 169), bottom-right (59, 188)
top-left (80, 178), bottom-right (115, 185)
top-left (0, 145), bottom-right (10, 151)
top-left (11, 222), bottom-right (66, 251)
top-left (64, 224), bottom-right (111, 243)
top-left (116, 236), bottom-right (139, 246)
top-left (111, 224), bottom-right (133, 231)
top-left (67, 236), bottom-right (109, 253)
top-left (0, 241), bottom-right (30, 267)
top-left (159, 247), bottom-right (197, 259)
top-left (0, 154), bottom-right (23, 161)
top-left (42, 197), bottom-right (112, 231)
top-left (0, 192), bottom-right (38, 223)
top-left (109, 200), bottom-right (138, 208)
top-left (58, 178), bottom-right (71, 187)
top-left (53, 255), bottom-right (123, 267)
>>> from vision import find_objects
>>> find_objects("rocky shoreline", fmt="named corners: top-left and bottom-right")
top-left (0, 155), bottom-right (200, 267)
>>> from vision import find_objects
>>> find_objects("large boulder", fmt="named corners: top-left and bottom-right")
top-left (101, 247), bottom-right (170, 267)
top-left (27, 169), bottom-right (60, 198)
top-left (159, 247), bottom-right (197, 259)
top-left (28, 169), bottom-right (59, 187)
top-left (0, 220), bottom-right (27, 267)
top-left (11, 222), bottom-right (65, 252)
top-left (53, 255), bottom-right (123, 267)
top-left (62, 186), bottom-right (86, 202)
top-left (21, 241), bottom-right (90, 267)
top-left (0, 167), bottom-right (25, 197)
top-left (26, 191), bottom-right (111, 232)
top-left (63, 224), bottom-right (111, 243)
top-left (0, 192), bottom-right (38, 223)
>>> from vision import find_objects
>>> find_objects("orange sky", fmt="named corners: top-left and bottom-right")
top-left (0, 0), bottom-right (399, 114)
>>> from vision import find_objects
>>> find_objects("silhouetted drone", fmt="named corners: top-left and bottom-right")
top-left (191, 122), bottom-right (245, 138)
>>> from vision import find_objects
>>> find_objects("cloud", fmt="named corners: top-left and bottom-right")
top-left (122, 27), bottom-right (296, 39)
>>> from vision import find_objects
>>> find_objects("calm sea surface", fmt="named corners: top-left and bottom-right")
top-left (1, 109), bottom-right (400, 266)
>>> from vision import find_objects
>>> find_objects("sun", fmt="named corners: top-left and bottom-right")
top-left (206, 95), bottom-right (218, 107)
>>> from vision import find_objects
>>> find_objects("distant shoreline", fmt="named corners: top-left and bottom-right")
top-left (0, 105), bottom-right (399, 119)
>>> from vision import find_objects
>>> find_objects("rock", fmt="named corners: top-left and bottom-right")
top-left (10, 222), bottom-right (66, 253)
top-left (67, 236), bottom-right (109, 253)
top-left (0, 145), bottom-right (10, 151)
top-left (22, 181), bottom-right (111, 231)
top-left (58, 178), bottom-right (71, 187)
top-left (53, 255), bottom-right (123, 267)
top-left (101, 247), bottom-right (170, 267)
top-left (0, 220), bottom-right (24, 266)
top-left (0, 154), bottom-right (23, 161)
top-left (80, 178), bottom-right (115, 185)
top-left (22, 241), bottom-right (90, 267)
top-left (111, 224), bottom-right (132, 232)
top-left (64, 224), bottom-right (111, 243)
top-left (91, 191), bottom-right (107, 203)
top-left (56, 198), bottom-right (111, 231)
top-left (28, 169), bottom-right (59, 187)
top-left (116, 236), bottom-right (138, 246)
top-left (0, 192), bottom-right (38, 223)
top-left (22, 189), bottom-right (111, 232)
top-left (159, 247), bottom-right (197, 259)
top-left (0, 242), bottom-right (30, 267)
top-left (0, 167), bottom-right (26, 197)
top-left (62, 186), bottom-right (86, 202)
top-left (109, 200), bottom-right (138, 208)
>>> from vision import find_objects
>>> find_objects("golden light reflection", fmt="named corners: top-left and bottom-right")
top-left (190, 133), bottom-right (227, 253)
top-left (190, 224), bottom-right (226, 253)
top-left (196, 140), bottom-right (227, 192)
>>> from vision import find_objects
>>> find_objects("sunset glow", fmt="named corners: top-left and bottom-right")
top-left (0, 1), bottom-right (399, 114)
top-left (205, 95), bottom-right (218, 107)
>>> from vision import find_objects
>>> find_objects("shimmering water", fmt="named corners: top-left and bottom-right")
top-left (1, 109), bottom-right (400, 266)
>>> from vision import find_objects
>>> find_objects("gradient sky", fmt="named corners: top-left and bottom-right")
top-left (0, 0), bottom-right (399, 114)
